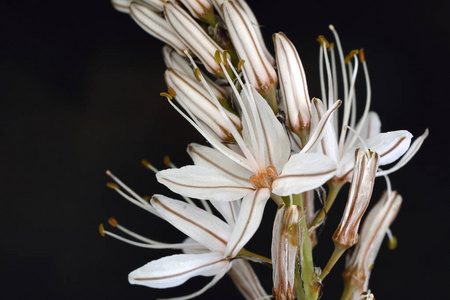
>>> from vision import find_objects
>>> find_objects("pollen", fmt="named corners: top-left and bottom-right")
top-left (238, 59), bottom-right (245, 72)
top-left (359, 48), bottom-right (365, 62)
top-left (249, 165), bottom-right (278, 189)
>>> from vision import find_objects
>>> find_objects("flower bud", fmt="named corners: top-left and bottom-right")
top-left (274, 32), bottom-right (311, 141)
top-left (164, 2), bottom-right (226, 76)
top-left (180, 0), bottom-right (217, 25)
top-left (129, 3), bottom-right (187, 55)
top-left (341, 190), bottom-right (402, 299)
top-left (271, 204), bottom-right (302, 300)
top-left (162, 46), bottom-right (230, 107)
top-left (165, 69), bottom-right (241, 142)
top-left (111, 0), bottom-right (132, 13)
top-left (222, 1), bottom-right (278, 111)
top-left (333, 148), bottom-right (379, 249)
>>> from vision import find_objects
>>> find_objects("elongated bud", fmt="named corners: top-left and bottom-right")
top-left (162, 46), bottom-right (230, 107)
top-left (274, 32), bottom-right (311, 142)
top-left (129, 3), bottom-right (187, 56)
top-left (180, 0), bottom-right (217, 25)
top-left (272, 204), bottom-right (302, 300)
top-left (164, 69), bottom-right (241, 142)
top-left (164, 2), bottom-right (226, 76)
top-left (341, 190), bottom-right (402, 300)
top-left (233, 0), bottom-right (275, 66)
top-left (333, 148), bottom-right (379, 249)
top-left (222, 1), bottom-right (278, 111)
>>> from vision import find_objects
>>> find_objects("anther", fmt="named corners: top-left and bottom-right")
top-left (194, 67), bottom-right (202, 82)
top-left (142, 196), bottom-right (151, 202)
top-left (317, 35), bottom-right (330, 49)
top-left (163, 155), bottom-right (171, 168)
top-left (238, 59), bottom-right (245, 71)
top-left (222, 50), bottom-right (228, 64)
top-left (214, 49), bottom-right (222, 64)
top-left (99, 223), bottom-right (105, 237)
top-left (160, 92), bottom-right (173, 99)
top-left (359, 48), bottom-right (365, 62)
top-left (167, 87), bottom-right (177, 97)
top-left (108, 217), bottom-right (118, 227)
top-left (344, 49), bottom-right (359, 64)
top-left (388, 236), bottom-right (397, 250)
top-left (106, 182), bottom-right (120, 190)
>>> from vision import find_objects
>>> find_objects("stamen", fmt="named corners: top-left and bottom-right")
top-left (106, 182), bottom-right (120, 190)
top-left (141, 159), bottom-right (159, 173)
top-left (238, 59), bottom-right (245, 71)
top-left (343, 125), bottom-right (369, 152)
top-left (194, 67), bottom-right (202, 82)
top-left (344, 49), bottom-right (359, 64)
top-left (160, 92), bottom-right (173, 99)
top-left (329, 25), bottom-right (349, 114)
top-left (163, 155), bottom-right (175, 168)
top-left (214, 49), bottom-right (222, 64)
top-left (99, 223), bottom-right (105, 237)
top-left (108, 217), bottom-right (118, 227)
top-left (359, 48), bottom-right (365, 62)
top-left (386, 228), bottom-right (397, 250)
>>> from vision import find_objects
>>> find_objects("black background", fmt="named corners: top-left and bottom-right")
top-left (1, 0), bottom-right (449, 299)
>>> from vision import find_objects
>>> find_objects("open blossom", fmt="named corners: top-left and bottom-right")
top-left (157, 54), bottom-right (341, 258)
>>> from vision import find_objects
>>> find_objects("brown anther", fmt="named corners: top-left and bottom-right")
top-left (359, 48), bottom-right (365, 62)
top-left (238, 59), bottom-right (245, 71)
top-left (106, 182), bottom-right (120, 190)
top-left (99, 224), bottom-right (105, 237)
top-left (249, 165), bottom-right (278, 189)
top-left (108, 217), bottom-right (118, 227)
top-left (163, 155), bottom-right (171, 167)
top-left (317, 35), bottom-right (330, 49)
top-left (167, 87), bottom-right (177, 97)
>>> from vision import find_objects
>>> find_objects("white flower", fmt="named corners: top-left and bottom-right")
top-left (157, 55), bottom-right (340, 258)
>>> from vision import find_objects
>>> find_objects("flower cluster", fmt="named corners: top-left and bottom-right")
top-left (100, 0), bottom-right (428, 299)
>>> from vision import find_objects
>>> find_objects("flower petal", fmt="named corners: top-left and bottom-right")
top-left (272, 153), bottom-right (337, 196)
top-left (225, 188), bottom-right (271, 258)
top-left (187, 143), bottom-right (253, 187)
top-left (228, 259), bottom-right (268, 300)
top-left (240, 85), bottom-right (291, 171)
top-left (209, 200), bottom-right (241, 229)
top-left (364, 130), bottom-right (412, 165)
top-left (128, 252), bottom-right (228, 288)
top-left (156, 166), bottom-right (254, 201)
top-left (152, 195), bottom-right (231, 252)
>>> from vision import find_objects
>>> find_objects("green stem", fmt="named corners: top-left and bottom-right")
top-left (293, 194), bottom-right (319, 300)
top-left (311, 180), bottom-right (344, 227)
top-left (319, 244), bottom-right (346, 281)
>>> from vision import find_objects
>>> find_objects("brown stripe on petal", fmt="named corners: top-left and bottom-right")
top-left (133, 258), bottom-right (228, 281)
top-left (188, 145), bottom-right (250, 183)
top-left (161, 177), bottom-right (254, 192)
top-left (276, 169), bottom-right (336, 181)
top-left (152, 196), bottom-right (228, 246)
top-left (379, 136), bottom-right (406, 158)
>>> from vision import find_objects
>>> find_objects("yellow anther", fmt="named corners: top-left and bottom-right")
top-left (142, 196), bottom-right (151, 202)
top-left (108, 217), bottom-right (118, 227)
top-left (329, 42), bottom-right (335, 51)
top-left (163, 155), bottom-right (171, 167)
top-left (194, 67), bottom-right (202, 82)
top-left (214, 50), bottom-right (222, 64)
top-left (317, 35), bottom-right (330, 49)
top-left (99, 223), bottom-right (105, 237)
top-left (160, 92), bottom-right (173, 100)
top-left (168, 87), bottom-right (177, 98)
top-left (222, 50), bottom-right (228, 64)
top-left (359, 48), bottom-right (365, 62)
top-left (345, 49), bottom-right (359, 64)
top-left (388, 235), bottom-right (397, 250)
top-left (238, 59), bottom-right (245, 72)
top-left (106, 182), bottom-right (120, 190)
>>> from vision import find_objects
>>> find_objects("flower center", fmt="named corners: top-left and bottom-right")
top-left (250, 165), bottom-right (278, 189)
